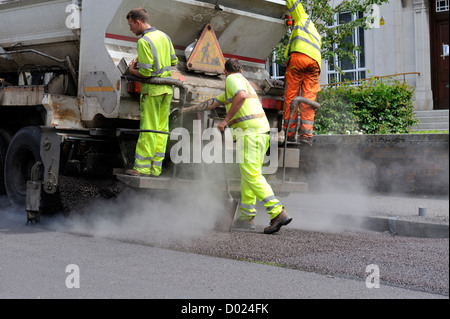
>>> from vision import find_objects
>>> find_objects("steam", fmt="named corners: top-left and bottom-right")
top-left (1, 144), bottom-right (376, 239)
top-left (46, 174), bottom-right (231, 245)
top-left (276, 145), bottom-right (374, 233)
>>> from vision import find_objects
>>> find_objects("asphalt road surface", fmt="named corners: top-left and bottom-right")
top-left (0, 192), bottom-right (448, 300)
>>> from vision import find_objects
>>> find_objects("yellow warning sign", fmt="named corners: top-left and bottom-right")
top-left (187, 24), bottom-right (225, 75)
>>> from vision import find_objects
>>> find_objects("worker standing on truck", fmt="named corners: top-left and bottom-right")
top-left (181, 59), bottom-right (292, 234)
top-left (282, 0), bottom-right (322, 146)
top-left (125, 8), bottom-right (178, 177)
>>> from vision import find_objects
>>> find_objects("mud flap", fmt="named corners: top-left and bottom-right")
top-left (25, 162), bottom-right (43, 224)
top-left (26, 180), bottom-right (41, 224)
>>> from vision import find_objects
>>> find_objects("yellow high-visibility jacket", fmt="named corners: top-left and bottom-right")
top-left (284, 0), bottom-right (322, 69)
top-left (138, 27), bottom-right (178, 96)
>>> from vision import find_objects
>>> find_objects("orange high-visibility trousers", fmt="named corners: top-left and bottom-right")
top-left (284, 52), bottom-right (321, 140)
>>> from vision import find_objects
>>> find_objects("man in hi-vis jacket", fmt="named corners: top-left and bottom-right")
top-left (126, 7), bottom-right (178, 177)
top-left (283, 0), bottom-right (322, 146)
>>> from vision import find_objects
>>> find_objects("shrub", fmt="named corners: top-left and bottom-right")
top-left (315, 86), bottom-right (359, 135)
top-left (315, 78), bottom-right (418, 135)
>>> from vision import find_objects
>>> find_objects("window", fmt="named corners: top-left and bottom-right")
top-left (436, 0), bottom-right (449, 12)
top-left (327, 12), bottom-right (366, 85)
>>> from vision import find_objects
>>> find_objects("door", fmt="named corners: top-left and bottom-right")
top-left (430, 0), bottom-right (450, 109)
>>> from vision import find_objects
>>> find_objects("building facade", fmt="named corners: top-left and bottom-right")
top-left (318, 0), bottom-right (449, 111)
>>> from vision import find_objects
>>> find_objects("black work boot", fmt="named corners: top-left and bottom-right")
top-left (264, 208), bottom-right (292, 234)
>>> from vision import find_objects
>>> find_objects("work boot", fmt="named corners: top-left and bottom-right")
top-left (232, 217), bottom-right (256, 231)
top-left (125, 169), bottom-right (150, 177)
top-left (299, 137), bottom-right (312, 147)
top-left (264, 208), bottom-right (292, 234)
top-left (287, 134), bottom-right (297, 143)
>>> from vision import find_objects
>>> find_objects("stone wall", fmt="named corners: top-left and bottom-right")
top-left (290, 134), bottom-right (449, 196)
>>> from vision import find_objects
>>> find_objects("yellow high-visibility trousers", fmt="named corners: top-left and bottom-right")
top-left (237, 133), bottom-right (283, 220)
top-left (134, 93), bottom-right (172, 176)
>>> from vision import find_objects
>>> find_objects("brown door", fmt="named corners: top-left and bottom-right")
top-left (430, 1), bottom-right (449, 109)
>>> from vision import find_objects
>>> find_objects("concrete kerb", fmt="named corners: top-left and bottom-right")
top-left (334, 214), bottom-right (449, 238)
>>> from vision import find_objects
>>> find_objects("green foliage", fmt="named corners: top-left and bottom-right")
top-left (315, 78), bottom-right (419, 135)
top-left (315, 86), bottom-right (360, 135)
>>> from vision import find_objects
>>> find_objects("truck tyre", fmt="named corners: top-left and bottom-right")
top-left (0, 129), bottom-right (11, 195)
top-left (4, 126), bottom-right (43, 208)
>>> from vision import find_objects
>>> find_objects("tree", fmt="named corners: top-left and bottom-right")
top-left (273, 0), bottom-right (390, 75)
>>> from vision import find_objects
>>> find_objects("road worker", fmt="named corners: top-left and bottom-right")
top-left (125, 7), bottom-right (178, 177)
top-left (181, 59), bottom-right (292, 234)
top-left (282, 0), bottom-right (322, 146)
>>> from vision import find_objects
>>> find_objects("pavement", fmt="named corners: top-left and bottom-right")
top-left (250, 191), bottom-right (449, 238)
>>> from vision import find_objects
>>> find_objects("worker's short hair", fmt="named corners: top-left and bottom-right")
top-left (126, 7), bottom-right (149, 23)
top-left (225, 59), bottom-right (242, 74)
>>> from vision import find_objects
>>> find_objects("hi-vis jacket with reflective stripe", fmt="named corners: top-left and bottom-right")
top-left (217, 73), bottom-right (270, 133)
top-left (138, 27), bottom-right (178, 96)
top-left (284, 0), bottom-right (322, 69)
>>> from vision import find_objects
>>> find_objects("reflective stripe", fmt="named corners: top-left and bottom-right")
top-left (289, 35), bottom-right (321, 52)
top-left (266, 203), bottom-right (282, 213)
top-left (240, 203), bottom-right (255, 211)
top-left (153, 161), bottom-right (163, 167)
top-left (287, 127), bottom-right (297, 133)
top-left (135, 162), bottom-right (152, 169)
top-left (261, 195), bottom-right (277, 205)
top-left (228, 113), bottom-right (266, 127)
top-left (300, 129), bottom-right (313, 135)
top-left (136, 153), bottom-right (153, 162)
top-left (239, 210), bottom-right (256, 216)
top-left (142, 34), bottom-right (173, 77)
top-left (154, 152), bottom-right (165, 158)
top-left (287, 0), bottom-right (301, 13)
top-left (293, 25), bottom-right (321, 46)
top-left (301, 120), bottom-right (315, 126)
top-left (138, 62), bottom-right (153, 70)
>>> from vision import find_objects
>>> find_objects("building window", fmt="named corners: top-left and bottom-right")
top-left (436, 0), bottom-right (449, 12)
top-left (327, 12), bottom-right (366, 85)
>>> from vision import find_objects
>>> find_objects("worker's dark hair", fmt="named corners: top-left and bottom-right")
top-left (225, 59), bottom-right (242, 74)
top-left (126, 7), bottom-right (149, 23)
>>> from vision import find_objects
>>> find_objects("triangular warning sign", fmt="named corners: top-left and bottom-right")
top-left (187, 24), bottom-right (225, 75)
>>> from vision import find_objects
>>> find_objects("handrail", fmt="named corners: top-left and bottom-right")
top-left (322, 72), bottom-right (421, 88)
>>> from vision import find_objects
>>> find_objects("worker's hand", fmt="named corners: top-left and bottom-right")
top-left (129, 59), bottom-right (138, 70)
top-left (217, 120), bottom-right (229, 133)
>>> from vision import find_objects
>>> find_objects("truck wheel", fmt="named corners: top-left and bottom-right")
top-left (0, 129), bottom-right (11, 195)
top-left (4, 126), bottom-right (43, 208)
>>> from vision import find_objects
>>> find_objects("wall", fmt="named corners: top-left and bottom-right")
top-left (290, 134), bottom-right (449, 196)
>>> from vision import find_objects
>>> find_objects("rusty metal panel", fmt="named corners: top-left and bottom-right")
top-left (41, 94), bottom-right (84, 129)
top-left (0, 86), bottom-right (45, 105)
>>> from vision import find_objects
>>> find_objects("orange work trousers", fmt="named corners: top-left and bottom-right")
top-left (284, 52), bottom-right (321, 140)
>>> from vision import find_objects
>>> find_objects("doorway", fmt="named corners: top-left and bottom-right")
top-left (430, 0), bottom-right (449, 109)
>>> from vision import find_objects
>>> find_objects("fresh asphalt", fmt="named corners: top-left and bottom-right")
top-left (0, 192), bottom-right (448, 299)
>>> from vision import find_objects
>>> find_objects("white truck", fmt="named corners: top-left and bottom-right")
top-left (0, 0), bottom-right (312, 223)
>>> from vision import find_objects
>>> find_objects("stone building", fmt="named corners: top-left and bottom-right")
top-left (319, 0), bottom-right (449, 111)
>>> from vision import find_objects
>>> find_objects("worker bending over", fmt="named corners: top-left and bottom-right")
top-left (182, 59), bottom-right (292, 234)
top-left (283, 0), bottom-right (322, 145)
